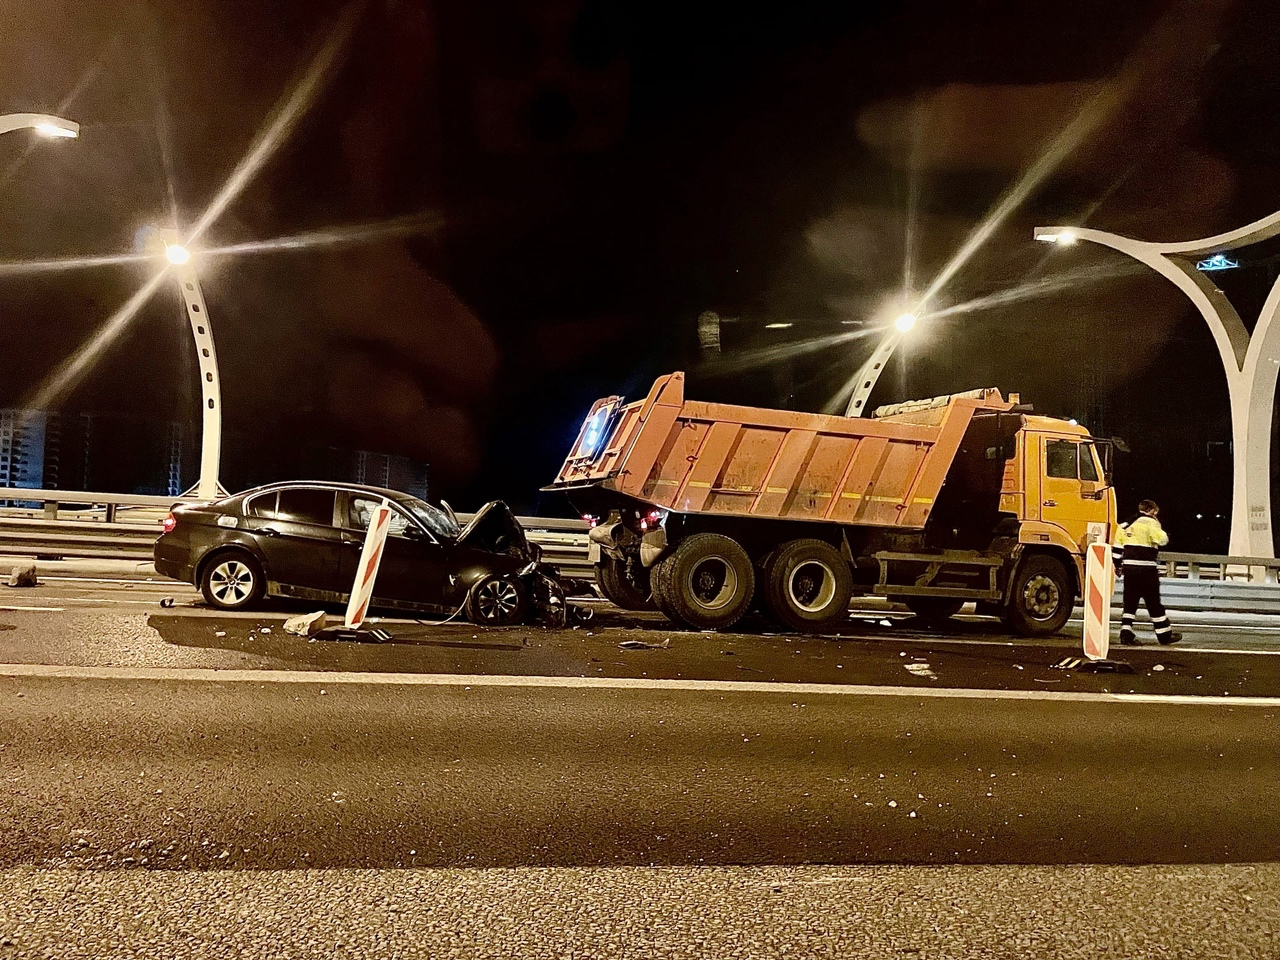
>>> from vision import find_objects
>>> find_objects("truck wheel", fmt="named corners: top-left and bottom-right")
top-left (763, 539), bottom-right (853, 633)
top-left (905, 598), bottom-right (965, 623)
top-left (655, 533), bottom-right (754, 630)
top-left (1007, 554), bottom-right (1073, 636)
top-left (595, 557), bottom-right (654, 611)
top-left (648, 555), bottom-right (684, 623)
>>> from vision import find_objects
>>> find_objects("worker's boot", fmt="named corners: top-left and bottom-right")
top-left (1157, 630), bottom-right (1182, 645)
top-left (1119, 631), bottom-right (1141, 646)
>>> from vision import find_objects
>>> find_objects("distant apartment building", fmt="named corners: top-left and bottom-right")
top-left (0, 409), bottom-right (429, 500)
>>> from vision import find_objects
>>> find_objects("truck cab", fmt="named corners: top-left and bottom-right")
top-left (1002, 418), bottom-right (1117, 592)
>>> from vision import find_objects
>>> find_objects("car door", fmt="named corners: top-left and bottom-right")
top-left (252, 487), bottom-right (343, 592)
top-left (339, 493), bottom-right (452, 609)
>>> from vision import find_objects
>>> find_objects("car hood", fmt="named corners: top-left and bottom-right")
top-left (457, 501), bottom-right (534, 561)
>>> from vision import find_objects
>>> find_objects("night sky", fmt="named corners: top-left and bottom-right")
top-left (2, 0), bottom-right (1280, 550)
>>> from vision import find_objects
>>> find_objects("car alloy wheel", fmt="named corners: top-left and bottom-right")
top-left (476, 579), bottom-right (521, 620)
top-left (208, 559), bottom-right (254, 607)
top-left (466, 575), bottom-right (530, 627)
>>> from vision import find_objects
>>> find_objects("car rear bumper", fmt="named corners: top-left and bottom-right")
top-left (154, 536), bottom-right (196, 584)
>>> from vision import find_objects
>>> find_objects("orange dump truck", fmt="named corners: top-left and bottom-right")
top-left (545, 372), bottom-right (1117, 635)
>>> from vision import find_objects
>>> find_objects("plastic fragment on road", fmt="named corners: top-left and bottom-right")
top-left (159, 597), bottom-right (175, 608)
top-left (5, 564), bottom-right (37, 588)
top-left (284, 611), bottom-right (327, 637)
top-left (903, 662), bottom-right (937, 679)
top-left (619, 638), bottom-right (670, 650)
top-left (1152, 663), bottom-right (1166, 672)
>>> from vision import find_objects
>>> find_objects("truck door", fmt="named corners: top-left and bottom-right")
top-left (1039, 436), bottom-right (1111, 548)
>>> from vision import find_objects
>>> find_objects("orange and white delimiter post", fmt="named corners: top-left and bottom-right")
top-left (1082, 541), bottom-right (1114, 660)
top-left (345, 502), bottom-right (393, 630)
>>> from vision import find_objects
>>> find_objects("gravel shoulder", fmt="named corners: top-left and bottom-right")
top-left (0, 863), bottom-right (1275, 960)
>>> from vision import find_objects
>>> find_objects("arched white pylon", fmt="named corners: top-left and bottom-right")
top-left (1036, 211), bottom-right (1280, 558)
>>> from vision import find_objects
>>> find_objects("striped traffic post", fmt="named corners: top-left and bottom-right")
top-left (344, 501), bottom-right (393, 630)
top-left (1082, 541), bottom-right (1113, 661)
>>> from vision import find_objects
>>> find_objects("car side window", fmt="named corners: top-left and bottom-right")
top-left (246, 493), bottom-right (278, 519)
top-left (276, 489), bottom-right (337, 526)
top-left (1045, 439), bottom-right (1078, 480)
top-left (1079, 442), bottom-right (1100, 482)
top-left (348, 496), bottom-right (415, 539)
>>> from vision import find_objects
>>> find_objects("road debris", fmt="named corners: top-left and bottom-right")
top-left (903, 662), bottom-right (937, 679)
top-left (284, 611), bottom-right (327, 637)
top-left (5, 564), bottom-right (37, 588)
top-left (159, 597), bottom-right (176, 608)
top-left (1152, 663), bottom-right (1166, 672)
top-left (619, 638), bottom-right (670, 650)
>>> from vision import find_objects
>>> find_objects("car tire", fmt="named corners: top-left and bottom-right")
top-left (199, 551), bottom-right (265, 611)
top-left (762, 539), bottom-right (854, 633)
top-left (1007, 554), bottom-right (1073, 636)
top-left (654, 533), bottom-right (754, 630)
top-left (904, 597), bottom-right (965, 623)
top-left (595, 556), bottom-right (655, 611)
top-left (465, 575), bottom-right (530, 627)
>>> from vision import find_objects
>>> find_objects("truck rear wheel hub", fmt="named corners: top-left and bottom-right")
top-left (789, 561), bottom-right (836, 612)
top-left (687, 557), bottom-right (737, 610)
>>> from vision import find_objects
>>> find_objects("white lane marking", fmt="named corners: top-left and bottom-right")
top-left (24, 596), bottom-right (178, 607)
top-left (0, 606), bottom-right (65, 612)
top-left (1, 664), bottom-right (1278, 707)
top-left (1066, 615), bottom-right (1280, 634)
top-left (40, 577), bottom-right (167, 585)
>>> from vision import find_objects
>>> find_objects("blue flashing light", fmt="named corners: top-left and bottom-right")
top-left (580, 409), bottom-right (610, 457)
top-left (1196, 253), bottom-right (1239, 272)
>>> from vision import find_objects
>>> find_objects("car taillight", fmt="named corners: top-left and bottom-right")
top-left (162, 513), bottom-right (177, 534)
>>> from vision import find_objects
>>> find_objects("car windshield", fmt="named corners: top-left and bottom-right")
top-left (398, 495), bottom-right (460, 540)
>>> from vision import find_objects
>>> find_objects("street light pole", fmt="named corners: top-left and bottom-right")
top-left (143, 229), bottom-right (224, 501)
top-left (844, 312), bottom-right (919, 417)
top-left (1035, 215), bottom-right (1280, 559)
top-left (0, 113), bottom-right (79, 139)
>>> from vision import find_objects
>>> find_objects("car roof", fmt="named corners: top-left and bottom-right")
top-left (237, 481), bottom-right (421, 503)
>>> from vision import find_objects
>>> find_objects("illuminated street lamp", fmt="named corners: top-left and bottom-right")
top-left (844, 309), bottom-right (921, 417)
top-left (0, 113), bottom-right (79, 139)
top-left (1034, 216), bottom-right (1280, 558)
top-left (140, 228), bottom-right (223, 501)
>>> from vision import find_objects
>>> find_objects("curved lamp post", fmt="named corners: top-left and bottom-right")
top-left (0, 113), bottom-right (79, 139)
top-left (139, 228), bottom-right (223, 501)
top-left (1035, 213), bottom-right (1280, 558)
top-left (844, 312), bottom-right (920, 417)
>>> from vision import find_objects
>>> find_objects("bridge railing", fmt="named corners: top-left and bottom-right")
top-left (0, 487), bottom-right (592, 576)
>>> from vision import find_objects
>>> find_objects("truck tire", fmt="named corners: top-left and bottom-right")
top-left (648, 554), bottom-right (684, 623)
top-left (1007, 554), bottom-right (1073, 636)
top-left (763, 539), bottom-right (853, 633)
top-left (595, 557), bottom-right (654, 611)
top-left (904, 598), bottom-right (965, 623)
top-left (653, 533), bottom-right (754, 630)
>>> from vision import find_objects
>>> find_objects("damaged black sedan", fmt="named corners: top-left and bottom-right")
top-left (154, 481), bottom-right (586, 625)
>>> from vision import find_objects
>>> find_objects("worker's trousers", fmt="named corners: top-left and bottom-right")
top-left (1120, 564), bottom-right (1173, 642)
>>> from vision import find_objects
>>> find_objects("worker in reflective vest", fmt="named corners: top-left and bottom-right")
top-left (1112, 499), bottom-right (1181, 645)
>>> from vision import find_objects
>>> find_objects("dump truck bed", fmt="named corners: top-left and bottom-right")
top-left (547, 372), bottom-right (1013, 530)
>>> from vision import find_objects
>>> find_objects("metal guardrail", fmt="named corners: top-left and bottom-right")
top-left (1160, 551), bottom-right (1280, 583)
top-left (0, 487), bottom-right (593, 578)
top-left (6, 489), bottom-right (1280, 609)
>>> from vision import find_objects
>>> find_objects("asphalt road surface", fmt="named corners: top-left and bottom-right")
top-left (1, 562), bottom-right (1277, 957)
